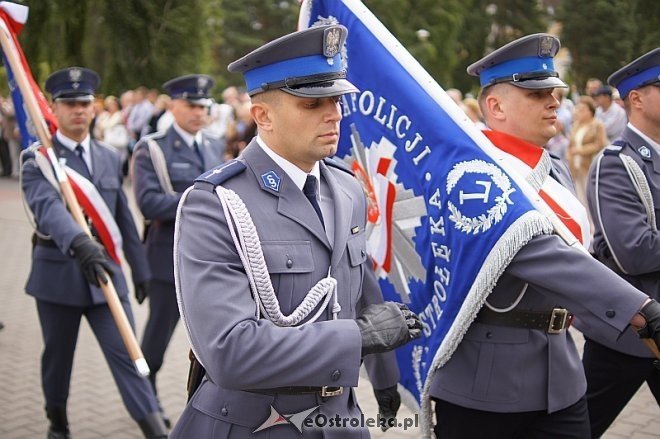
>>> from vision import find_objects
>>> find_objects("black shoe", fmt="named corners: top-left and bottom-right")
top-left (161, 412), bottom-right (171, 429)
top-left (137, 412), bottom-right (168, 438)
top-left (0, 321), bottom-right (4, 330)
top-left (47, 429), bottom-right (71, 439)
top-left (46, 406), bottom-right (71, 439)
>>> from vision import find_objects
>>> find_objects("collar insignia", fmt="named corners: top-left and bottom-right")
top-left (261, 170), bottom-right (281, 192)
top-left (639, 145), bottom-right (651, 158)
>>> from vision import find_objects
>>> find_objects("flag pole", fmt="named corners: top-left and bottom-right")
top-left (0, 17), bottom-right (150, 376)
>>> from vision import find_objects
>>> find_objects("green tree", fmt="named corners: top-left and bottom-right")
top-left (365, 0), bottom-right (464, 88)
top-left (214, 0), bottom-right (300, 89)
top-left (451, 0), bottom-right (549, 95)
top-left (630, 0), bottom-right (660, 62)
top-left (99, 0), bottom-right (209, 93)
top-left (18, 0), bottom-right (210, 95)
top-left (558, 0), bottom-right (635, 91)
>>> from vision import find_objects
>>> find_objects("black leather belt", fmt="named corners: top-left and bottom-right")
top-left (475, 307), bottom-right (573, 334)
top-left (248, 386), bottom-right (343, 397)
top-left (32, 234), bottom-right (58, 248)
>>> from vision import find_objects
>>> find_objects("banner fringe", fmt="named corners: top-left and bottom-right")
top-left (419, 212), bottom-right (553, 437)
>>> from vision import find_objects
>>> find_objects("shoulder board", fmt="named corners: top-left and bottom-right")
top-left (603, 142), bottom-right (624, 156)
top-left (93, 139), bottom-right (117, 154)
top-left (194, 160), bottom-right (246, 187)
top-left (25, 142), bottom-right (43, 153)
top-left (202, 131), bottom-right (221, 141)
top-left (546, 150), bottom-right (562, 161)
top-left (143, 130), bottom-right (167, 140)
top-left (135, 131), bottom-right (166, 148)
top-left (323, 157), bottom-right (354, 176)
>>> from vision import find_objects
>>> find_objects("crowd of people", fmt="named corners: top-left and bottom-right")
top-left (0, 82), bottom-right (257, 180)
top-left (7, 20), bottom-right (659, 439)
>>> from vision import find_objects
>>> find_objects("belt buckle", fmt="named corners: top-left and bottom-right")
top-left (321, 386), bottom-right (343, 397)
top-left (548, 308), bottom-right (569, 334)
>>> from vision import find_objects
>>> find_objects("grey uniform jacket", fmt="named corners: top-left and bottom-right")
top-left (430, 153), bottom-right (648, 414)
top-left (21, 137), bottom-right (150, 306)
top-left (173, 140), bottom-right (398, 438)
top-left (581, 126), bottom-right (660, 358)
top-left (132, 127), bottom-right (225, 282)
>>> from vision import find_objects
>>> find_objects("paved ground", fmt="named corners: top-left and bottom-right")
top-left (0, 176), bottom-right (657, 438)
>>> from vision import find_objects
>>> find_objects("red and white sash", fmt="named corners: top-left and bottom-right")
top-left (35, 147), bottom-right (124, 264)
top-left (483, 130), bottom-right (591, 249)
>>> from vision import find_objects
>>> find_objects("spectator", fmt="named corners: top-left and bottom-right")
top-left (567, 96), bottom-right (608, 206)
top-left (594, 85), bottom-right (627, 140)
top-left (462, 97), bottom-right (488, 130)
top-left (585, 77), bottom-right (603, 97)
top-left (97, 96), bottom-right (130, 166)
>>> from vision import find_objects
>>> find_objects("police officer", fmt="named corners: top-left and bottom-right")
top-left (131, 74), bottom-right (225, 416)
top-left (170, 25), bottom-right (421, 438)
top-left (429, 36), bottom-right (660, 438)
top-left (582, 47), bottom-right (660, 437)
top-left (20, 67), bottom-right (167, 438)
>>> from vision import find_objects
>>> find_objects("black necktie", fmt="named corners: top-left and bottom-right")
top-left (192, 140), bottom-right (205, 169)
top-left (303, 175), bottom-right (325, 229)
top-left (75, 144), bottom-right (91, 177)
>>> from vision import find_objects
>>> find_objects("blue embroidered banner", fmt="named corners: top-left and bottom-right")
top-left (299, 0), bottom-right (551, 414)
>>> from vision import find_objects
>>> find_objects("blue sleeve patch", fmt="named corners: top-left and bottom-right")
top-left (195, 160), bottom-right (246, 186)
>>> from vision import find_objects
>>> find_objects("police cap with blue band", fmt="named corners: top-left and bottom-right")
top-left (227, 24), bottom-right (358, 98)
top-left (468, 33), bottom-right (567, 90)
top-left (45, 67), bottom-right (100, 102)
top-left (608, 48), bottom-right (660, 99)
top-left (163, 74), bottom-right (215, 107)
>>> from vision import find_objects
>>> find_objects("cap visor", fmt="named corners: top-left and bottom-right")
top-left (511, 76), bottom-right (567, 89)
top-left (282, 79), bottom-right (359, 98)
top-left (54, 94), bottom-right (95, 103)
top-left (184, 97), bottom-right (214, 107)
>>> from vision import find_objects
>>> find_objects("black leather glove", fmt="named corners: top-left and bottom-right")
top-left (374, 385), bottom-right (401, 431)
top-left (70, 233), bottom-right (113, 287)
top-left (356, 302), bottom-right (423, 356)
top-left (134, 280), bottom-right (149, 304)
top-left (637, 299), bottom-right (660, 350)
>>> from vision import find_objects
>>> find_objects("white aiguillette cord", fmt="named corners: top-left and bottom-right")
top-left (215, 185), bottom-right (341, 326)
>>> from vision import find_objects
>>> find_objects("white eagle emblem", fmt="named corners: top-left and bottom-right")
top-left (68, 68), bottom-right (82, 82)
top-left (323, 27), bottom-right (341, 58)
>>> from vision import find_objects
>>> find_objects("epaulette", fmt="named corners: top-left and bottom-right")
top-left (143, 130), bottom-right (167, 140)
top-left (202, 131), bottom-right (221, 141)
top-left (23, 141), bottom-right (44, 154)
top-left (194, 160), bottom-right (246, 190)
top-left (323, 157), bottom-right (354, 176)
top-left (603, 141), bottom-right (625, 156)
top-left (546, 150), bottom-right (562, 161)
top-left (93, 138), bottom-right (118, 154)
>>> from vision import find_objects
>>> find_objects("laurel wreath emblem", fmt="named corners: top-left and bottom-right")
top-left (446, 160), bottom-right (516, 234)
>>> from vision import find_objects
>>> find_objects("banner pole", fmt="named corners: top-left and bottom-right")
top-left (0, 17), bottom-right (149, 376)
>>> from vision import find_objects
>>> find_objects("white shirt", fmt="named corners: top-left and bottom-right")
top-left (172, 122), bottom-right (202, 149)
top-left (256, 135), bottom-right (334, 243)
top-left (256, 135), bottom-right (321, 196)
top-left (57, 131), bottom-right (93, 174)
